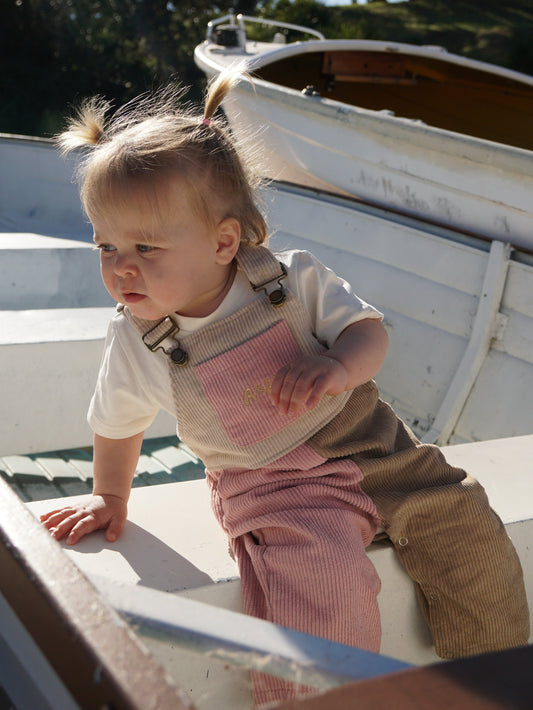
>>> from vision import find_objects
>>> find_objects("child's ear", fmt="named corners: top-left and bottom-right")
top-left (215, 217), bottom-right (241, 264)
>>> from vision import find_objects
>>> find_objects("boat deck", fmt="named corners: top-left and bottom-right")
top-left (0, 435), bottom-right (204, 503)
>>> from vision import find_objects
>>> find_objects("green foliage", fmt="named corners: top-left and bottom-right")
top-left (255, 0), bottom-right (533, 69)
top-left (1, 0), bottom-right (228, 137)
top-left (2, 0), bottom-right (532, 137)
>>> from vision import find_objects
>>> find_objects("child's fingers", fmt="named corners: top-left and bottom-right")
top-left (43, 510), bottom-right (81, 536)
top-left (65, 513), bottom-right (106, 545)
top-left (48, 510), bottom-right (87, 540)
top-left (273, 356), bottom-right (348, 415)
top-left (40, 508), bottom-right (63, 523)
top-left (274, 368), bottom-right (303, 415)
top-left (65, 511), bottom-right (125, 545)
top-left (286, 376), bottom-right (316, 415)
top-left (270, 363), bottom-right (290, 406)
top-left (272, 360), bottom-right (323, 415)
top-left (286, 371), bottom-right (333, 416)
top-left (105, 516), bottom-right (125, 543)
top-left (303, 376), bottom-right (331, 411)
top-left (41, 496), bottom-right (127, 546)
top-left (40, 506), bottom-right (78, 527)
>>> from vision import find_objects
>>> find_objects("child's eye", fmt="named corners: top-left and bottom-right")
top-left (137, 244), bottom-right (156, 253)
top-left (96, 243), bottom-right (115, 253)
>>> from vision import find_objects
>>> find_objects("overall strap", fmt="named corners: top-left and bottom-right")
top-left (118, 306), bottom-right (188, 366)
top-left (236, 244), bottom-right (287, 307)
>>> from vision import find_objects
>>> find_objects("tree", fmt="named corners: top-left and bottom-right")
top-left (0, 0), bottom-right (236, 136)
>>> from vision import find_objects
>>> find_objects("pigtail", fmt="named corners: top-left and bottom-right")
top-left (57, 96), bottom-right (111, 154)
top-left (200, 70), bottom-right (268, 246)
top-left (203, 70), bottom-right (244, 122)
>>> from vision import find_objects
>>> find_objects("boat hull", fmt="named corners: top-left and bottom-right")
top-left (195, 28), bottom-right (533, 251)
top-left (222, 77), bottom-right (533, 251)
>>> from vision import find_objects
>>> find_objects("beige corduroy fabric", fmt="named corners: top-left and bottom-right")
top-left (308, 382), bottom-right (530, 657)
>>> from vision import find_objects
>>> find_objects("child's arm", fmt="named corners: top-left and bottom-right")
top-left (271, 318), bottom-right (388, 417)
top-left (40, 431), bottom-right (144, 545)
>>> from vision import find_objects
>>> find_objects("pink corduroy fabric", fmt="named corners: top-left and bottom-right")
top-left (195, 320), bottom-right (302, 446)
top-left (207, 444), bottom-right (381, 707)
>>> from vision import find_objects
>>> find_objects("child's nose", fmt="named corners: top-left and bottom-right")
top-left (114, 254), bottom-right (138, 277)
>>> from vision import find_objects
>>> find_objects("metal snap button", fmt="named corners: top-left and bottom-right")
top-left (170, 347), bottom-right (188, 366)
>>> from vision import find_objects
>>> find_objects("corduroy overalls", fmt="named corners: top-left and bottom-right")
top-left (122, 244), bottom-right (529, 704)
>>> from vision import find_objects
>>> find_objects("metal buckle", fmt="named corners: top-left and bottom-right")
top-left (250, 262), bottom-right (288, 307)
top-left (142, 316), bottom-right (188, 366)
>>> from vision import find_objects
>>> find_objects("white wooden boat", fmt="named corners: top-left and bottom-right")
top-left (194, 13), bottom-right (533, 252)
top-left (1, 132), bottom-right (532, 709)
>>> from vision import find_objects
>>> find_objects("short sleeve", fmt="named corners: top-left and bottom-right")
top-left (279, 250), bottom-right (383, 347)
top-left (87, 315), bottom-right (172, 439)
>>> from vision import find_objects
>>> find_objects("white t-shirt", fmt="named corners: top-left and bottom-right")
top-left (88, 249), bottom-right (383, 439)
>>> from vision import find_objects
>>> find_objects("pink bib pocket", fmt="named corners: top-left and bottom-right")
top-left (194, 320), bottom-right (302, 446)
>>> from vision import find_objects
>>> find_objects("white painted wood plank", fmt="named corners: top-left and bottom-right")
top-left (95, 576), bottom-right (411, 689)
top-left (271, 230), bottom-right (478, 339)
top-left (0, 233), bottom-right (111, 309)
top-left (266, 186), bottom-right (489, 294)
top-left (34, 455), bottom-right (85, 480)
top-left (502, 260), bottom-right (533, 316)
top-left (452, 352), bottom-right (533, 443)
top-left (0, 454), bottom-right (45, 477)
top-left (494, 310), bottom-right (533, 363)
top-left (442, 435), bottom-right (533, 525)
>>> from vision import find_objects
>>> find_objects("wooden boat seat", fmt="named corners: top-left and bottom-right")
top-left (0, 305), bottom-right (176, 456)
top-left (0, 232), bottom-right (111, 310)
top-left (27, 434), bottom-right (533, 666)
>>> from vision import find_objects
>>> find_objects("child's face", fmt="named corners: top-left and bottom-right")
top-left (90, 177), bottom-right (239, 320)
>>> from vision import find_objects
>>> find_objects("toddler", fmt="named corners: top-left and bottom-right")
top-left (41, 72), bottom-right (529, 707)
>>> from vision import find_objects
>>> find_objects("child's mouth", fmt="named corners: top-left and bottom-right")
top-left (122, 292), bottom-right (146, 304)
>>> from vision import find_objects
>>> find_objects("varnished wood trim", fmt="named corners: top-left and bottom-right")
top-left (0, 477), bottom-right (193, 710)
top-left (275, 644), bottom-right (533, 709)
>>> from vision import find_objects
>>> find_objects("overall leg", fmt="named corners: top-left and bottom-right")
top-left (232, 505), bottom-right (381, 707)
top-left (366, 469), bottom-right (530, 658)
top-left (307, 390), bottom-right (530, 658)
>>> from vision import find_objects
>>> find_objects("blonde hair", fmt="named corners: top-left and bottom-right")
top-left (57, 73), bottom-right (268, 246)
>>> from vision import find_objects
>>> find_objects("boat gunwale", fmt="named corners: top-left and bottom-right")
top-left (225, 74), bottom-right (533, 169)
top-left (0, 476), bottom-right (190, 710)
top-left (197, 34), bottom-right (533, 88)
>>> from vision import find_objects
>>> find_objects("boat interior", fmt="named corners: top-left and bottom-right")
top-left (1, 127), bottom-right (532, 709)
top-left (254, 50), bottom-right (533, 151)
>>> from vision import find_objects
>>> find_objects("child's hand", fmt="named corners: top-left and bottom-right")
top-left (270, 354), bottom-right (348, 417)
top-left (40, 493), bottom-right (127, 546)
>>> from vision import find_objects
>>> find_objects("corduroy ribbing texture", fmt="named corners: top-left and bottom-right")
top-left (308, 383), bottom-right (530, 658)
top-left (208, 444), bottom-right (381, 707)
